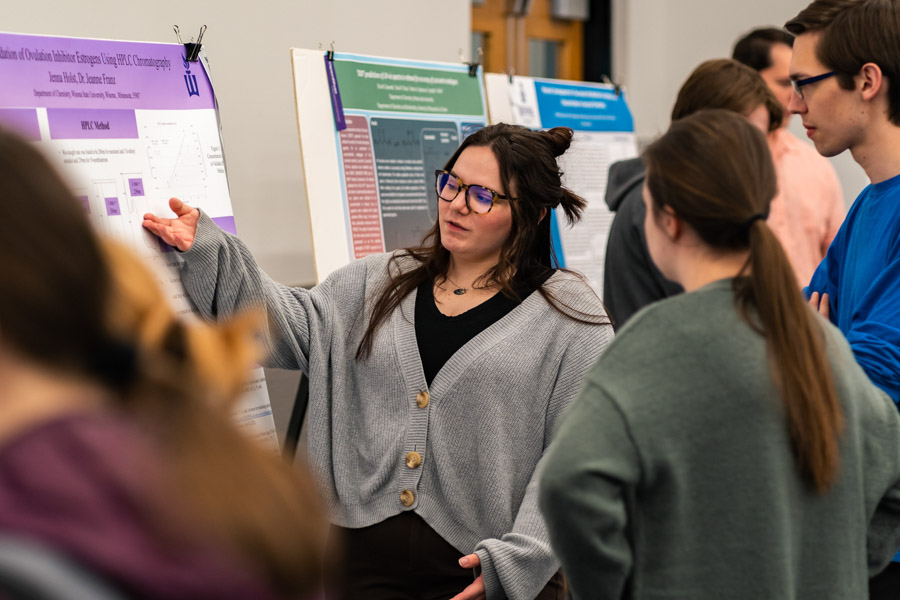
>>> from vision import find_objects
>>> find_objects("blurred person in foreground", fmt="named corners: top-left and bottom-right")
top-left (0, 127), bottom-right (326, 600)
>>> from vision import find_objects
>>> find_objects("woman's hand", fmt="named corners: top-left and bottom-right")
top-left (142, 197), bottom-right (200, 252)
top-left (449, 554), bottom-right (486, 600)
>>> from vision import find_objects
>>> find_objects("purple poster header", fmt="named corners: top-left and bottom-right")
top-left (0, 32), bottom-right (215, 111)
top-left (48, 108), bottom-right (138, 139)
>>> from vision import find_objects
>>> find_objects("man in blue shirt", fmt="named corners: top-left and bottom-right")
top-left (786, 1), bottom-right (900, 596)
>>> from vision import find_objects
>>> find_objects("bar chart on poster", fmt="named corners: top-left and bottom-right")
top-left (291, 49), bottom-right (487, 282)
top-left (485, 74), bottom-right (638, 296)
top-left (0, 31), bottom-right (277, 449)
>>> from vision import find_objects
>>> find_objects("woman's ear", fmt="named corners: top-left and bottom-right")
top-left (660, 206), bottom-right (683, 241)
top-left (538, 207), bottom-right (547, 223)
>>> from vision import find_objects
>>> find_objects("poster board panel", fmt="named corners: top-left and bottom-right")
top-left (0, 31), bottom-right (278, 449)
top-left (292, 50), bottom-right (488, 282)
top-left (291, 49), bottom-right (350, 283)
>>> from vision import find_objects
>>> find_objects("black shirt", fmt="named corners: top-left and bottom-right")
top-left (415, 271), bottom-right (553, 387)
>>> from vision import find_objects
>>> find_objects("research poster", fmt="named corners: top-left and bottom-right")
top-left (0, 32), bottom-right (277, 449)
top-left (292, 50), bottom-right (487, 281)
top-left (485, 74), bottom-right (638, 296)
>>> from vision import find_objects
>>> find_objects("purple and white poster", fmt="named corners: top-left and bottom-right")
top-left (0, 32), bottom-right (276, 448)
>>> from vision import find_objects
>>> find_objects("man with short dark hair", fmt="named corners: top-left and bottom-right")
top-left (734, 28), bottom-right (796, 121)
top-left (786, 1), bottom-right (900, 594)
top-left (732, 27), bottom-right (845, 285)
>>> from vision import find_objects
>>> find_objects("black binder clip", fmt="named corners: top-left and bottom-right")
top-left (322, 41), bottom-right (335, 62)
top-left (602, 74), bottom-right (622, 97)
top-left (460, 47), bottom-right (482, 77)
top-left (174, 24), bottom-right (206, 63)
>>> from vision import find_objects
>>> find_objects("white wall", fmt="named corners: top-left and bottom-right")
top-left (9, 1), bottom-right (871, 279)
top-left (611, 0), bottom-right (869, 206)
top-left (6, 0), bottom-right (471, 286)
top-left (4, 0), bottom-right (471, 441)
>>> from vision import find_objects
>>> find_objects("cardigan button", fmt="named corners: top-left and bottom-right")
top-left (405, 451), bottom-right (422, 469)
top-left (400, 489), bottom-right (415, 507)
top-left (416, 390), bottom-right (429, 408)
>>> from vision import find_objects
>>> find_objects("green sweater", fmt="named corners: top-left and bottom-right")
top-left (539, 279), bottom-right (900, 599)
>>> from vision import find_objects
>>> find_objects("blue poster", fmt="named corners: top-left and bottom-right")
top-left (534, 80), bottom-right (634, 132)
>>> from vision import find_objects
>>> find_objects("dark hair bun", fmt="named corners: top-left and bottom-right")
top-left (542, 127), bottom-right (574, 157)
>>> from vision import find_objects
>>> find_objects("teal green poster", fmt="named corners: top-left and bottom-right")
top-left (330, 53), bottom-right (487, 258)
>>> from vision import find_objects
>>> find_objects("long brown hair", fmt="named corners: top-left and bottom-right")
top-left (671, 58), bottom-right (783, 132)
top-left (643, 110), bottom-right (843, 493)
top-left (357, 123), bottom-right (608, 359)
top-left (787, 0), bottom-right (900, 125)
top-left (0, 128), bottom-right (325, 596)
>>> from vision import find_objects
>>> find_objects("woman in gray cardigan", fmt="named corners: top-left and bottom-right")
top-left (143, 123), bottom-right (613, 600)
top-left (540, 110), bottom-right (900, 599)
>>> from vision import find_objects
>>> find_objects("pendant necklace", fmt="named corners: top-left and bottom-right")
top-left (444, 275), bottom-right (468, 295)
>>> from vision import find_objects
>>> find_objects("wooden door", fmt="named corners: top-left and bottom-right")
top-left (472, 0), bottom-right (584, 80)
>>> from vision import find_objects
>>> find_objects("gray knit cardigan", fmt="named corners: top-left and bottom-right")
top-left (179, 212), bottom-right (614, 599)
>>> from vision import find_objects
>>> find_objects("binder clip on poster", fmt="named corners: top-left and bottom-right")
top-left (321, 41), bottom-right (346, 131)
top-left (601, 74), bottom-right (623, 97)
top-left (321, 41), bottom-right (336, 62)
top-left (459, 47), bottom-right (482, 77)
top-left (174, 24), bottom-right (206, 63)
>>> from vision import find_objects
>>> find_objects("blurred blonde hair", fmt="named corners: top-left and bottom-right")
top-left (101, 239), bottom-right (326, 597)
top-left (102, 239), bottom-right (261, 404)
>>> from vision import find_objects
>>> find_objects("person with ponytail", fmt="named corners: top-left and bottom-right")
top-left (143, 122), bottom-right (612, 599)
top-left (603, 58), bottom-right (783, 330)
top-left (539, 110), bottom-right (900, 599)
top-left (0, 128), bottom-right (326, 599)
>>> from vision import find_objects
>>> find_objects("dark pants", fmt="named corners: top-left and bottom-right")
top-left (325, 512), bottom-right (564, 600)
top-left (870, 561), bottom-right (900, 599)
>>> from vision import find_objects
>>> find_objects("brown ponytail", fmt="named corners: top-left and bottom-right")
top-left (739, 221), bottom-right (843, 492)
top-left (644, 109), bottom-right (843, 493)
